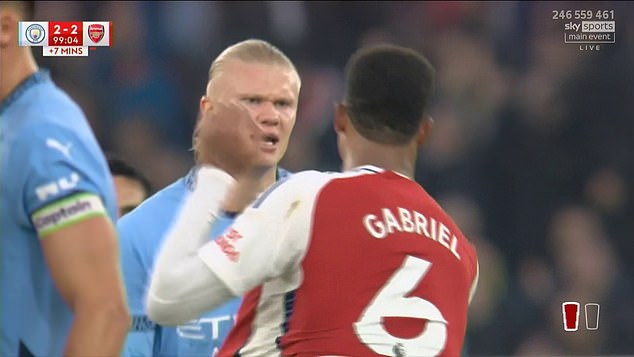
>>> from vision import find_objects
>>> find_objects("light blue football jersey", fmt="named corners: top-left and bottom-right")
top-left (0, 70), bottom-right (117, 356)
top-left (120, 167), bottom-right (290, 357)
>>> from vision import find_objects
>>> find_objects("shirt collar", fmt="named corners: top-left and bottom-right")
top-left (351, 165), bottom-right (411, 179)
top-left (184, 166), bottom-right (288, 191)
top-left (351, 165), bottom-right (384, 174)
top-left (0, 69), bottom-right (50, 116)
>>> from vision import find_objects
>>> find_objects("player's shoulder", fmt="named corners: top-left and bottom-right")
top-left (285, 167), bottom-right (383, 190)
top-left (248, 170), bottom-right (336, 210)
top-left (276, 169), bottom-right (343, 193)
top-left (118, 176), bottom-right (189, 240)
top-left (118, 177), bottom-right (188, 225)
top-left (12, 105), bottom-right (95, 165)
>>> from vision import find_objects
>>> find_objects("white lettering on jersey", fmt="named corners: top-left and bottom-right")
top-left (362, 207), bottom-right (461, 260)
top-left (177, 314), bottom-right (236, 340)
top-left (46, 138), bottom-right (72, 158)
top-left (35, 172), bottom-right (80, 201)
top-left (35, 182), bottom-right (59, 202)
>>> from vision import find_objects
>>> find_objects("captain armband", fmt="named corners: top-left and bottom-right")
top-left (31, 192), bottom-right (106, 237)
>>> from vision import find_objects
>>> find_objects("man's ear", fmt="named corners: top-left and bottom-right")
top-left (0, 11), bottom-right (18, 48)
top-left (416, 116), bottom-right (434, 147)
top-left (200, 95), bottom-right (212, 114)
top-left (333, 103), bottom-right (348, 135)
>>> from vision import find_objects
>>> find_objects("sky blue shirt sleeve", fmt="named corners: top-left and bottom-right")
top-left (22, 122), bottom-right (116, 221)
top-left (0, 72), bottom-right (116, 357)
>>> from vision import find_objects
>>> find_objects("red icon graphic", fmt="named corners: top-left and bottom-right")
top-left (562, 302), bottom-right (600, 332)
top-left (562, 302), bottom-right (580, 331)
top-left (88, 24), bottom-right (104, 43)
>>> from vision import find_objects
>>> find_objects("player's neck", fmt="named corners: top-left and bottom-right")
top-left (250, 166), bottom-right (277, 192)
top-left (201, 159), bottom-right (277, 191)
top-left (0, 49), bottom-right (38, 102)
top-left (344, 141), bottom-right (417, 180)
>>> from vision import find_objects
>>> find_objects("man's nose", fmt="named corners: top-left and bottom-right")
top-left (257, 101), bottom-right (280, 126)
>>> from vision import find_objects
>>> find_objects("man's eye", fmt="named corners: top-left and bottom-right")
top-left (274, 101), bottom-right (291, 108)
top-left (244, 97), bottom-right (261, 104)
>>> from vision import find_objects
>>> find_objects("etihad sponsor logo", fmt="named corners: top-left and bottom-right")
top-left (177, 314), bottom-right (237, 340)
top-left (214, 228), bottom-right (242, 262)
top-left (32, 193), bottom-right (105, 236)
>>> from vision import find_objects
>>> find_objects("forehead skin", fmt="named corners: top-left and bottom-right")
top-left (207, 59), bottom-right (300, 106)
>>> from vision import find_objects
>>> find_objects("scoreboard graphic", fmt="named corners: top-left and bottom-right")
top-left (18, 21), bottom-right (112, 57)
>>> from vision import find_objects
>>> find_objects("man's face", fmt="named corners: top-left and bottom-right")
top-left (197, 59), bottom-right (300, 175)
top-left (113, 175), bottom-right (147, 217)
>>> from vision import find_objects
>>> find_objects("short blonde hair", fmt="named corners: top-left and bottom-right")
top-left (192, 39), bottom-right (299, 163)
top-left (208, 39), bottom-right (300, 86)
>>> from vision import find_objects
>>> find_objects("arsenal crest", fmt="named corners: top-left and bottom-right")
top-left (88, 24), bottom-right (104, 43)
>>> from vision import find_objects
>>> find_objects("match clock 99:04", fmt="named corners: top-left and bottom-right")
top-left (51, 35), bottom-right (80, 45)
top-left (49, 21), bottom-right (82, 46)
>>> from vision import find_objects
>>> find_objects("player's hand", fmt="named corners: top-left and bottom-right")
top-left (198, 99), bottom-right (268, 179)
top-left (221, 175), bottom-right (263, 214)
top-left (198, 99), bottom-right (271, 213)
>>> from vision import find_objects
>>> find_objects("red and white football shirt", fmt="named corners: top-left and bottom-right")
top-left (199, 166), bottom-right (479, 356)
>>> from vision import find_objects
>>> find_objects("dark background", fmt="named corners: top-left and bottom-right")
top-left (35, 2), bottom-right (634, 355)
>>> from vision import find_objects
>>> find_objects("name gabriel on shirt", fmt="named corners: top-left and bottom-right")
top-left (362, 207), bottom-right (461, 260)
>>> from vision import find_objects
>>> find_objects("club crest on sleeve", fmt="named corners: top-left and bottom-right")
top-left (214, 228), bottom-right (243, 262)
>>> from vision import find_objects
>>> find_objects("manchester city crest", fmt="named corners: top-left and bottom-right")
top-left (25, 23), bottom-right (45, 44)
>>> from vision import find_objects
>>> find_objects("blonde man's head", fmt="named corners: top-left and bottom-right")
top-left (206, 39), bottom-right (300, 96)
top-left (192, 39), bottom-right (300, 164)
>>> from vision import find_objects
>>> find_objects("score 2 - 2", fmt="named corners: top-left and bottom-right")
top-left (48, 21), bottom-right (83, 46)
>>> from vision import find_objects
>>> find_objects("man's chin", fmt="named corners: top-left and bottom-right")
top-left (249, 158), bottom-right (279, 174)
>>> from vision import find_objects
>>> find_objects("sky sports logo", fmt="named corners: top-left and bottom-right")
top-left (564, 21), bottom-right (615, 32)
top-left (564, 21), bottom-right (615, 50)
top-left (32, 193), bottom-right (105, 236)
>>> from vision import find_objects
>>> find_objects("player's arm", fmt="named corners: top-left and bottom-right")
top-left (24, 125), bottom-right (130, 355)
top-left (147, 167), bottom-right (309, 325)
top-left (146, 167), bottom-right (235, 324)
top-left (38, 204), bottom-right (131, 356)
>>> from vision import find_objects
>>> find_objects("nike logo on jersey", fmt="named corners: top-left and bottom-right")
top-left (46, 138), bottom-right (72, 158)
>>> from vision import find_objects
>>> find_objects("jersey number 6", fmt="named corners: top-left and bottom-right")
top-left (353, 256), bottom-right (448, 356)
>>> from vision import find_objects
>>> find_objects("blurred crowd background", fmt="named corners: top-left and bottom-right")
top-left (34, 1), bottom-right (633, 355)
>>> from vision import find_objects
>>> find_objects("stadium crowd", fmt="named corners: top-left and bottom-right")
top-left (33, 1), bottom-right (633, 355)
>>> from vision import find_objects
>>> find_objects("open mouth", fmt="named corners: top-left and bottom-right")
top-left (262, 134), bottom-right (279, 146)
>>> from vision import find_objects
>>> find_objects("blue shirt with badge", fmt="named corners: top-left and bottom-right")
top-left (120, 167), bottom-right (289, 357)
top-left (0, 70), bottom-right (117, 357)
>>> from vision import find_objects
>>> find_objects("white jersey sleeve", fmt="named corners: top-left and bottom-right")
top-left (146, 167), bottom-right (235, 325)
top-left (147, 168), bottom-right (332, 325)
top-left (197, 170), bottom-right (329, 296)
